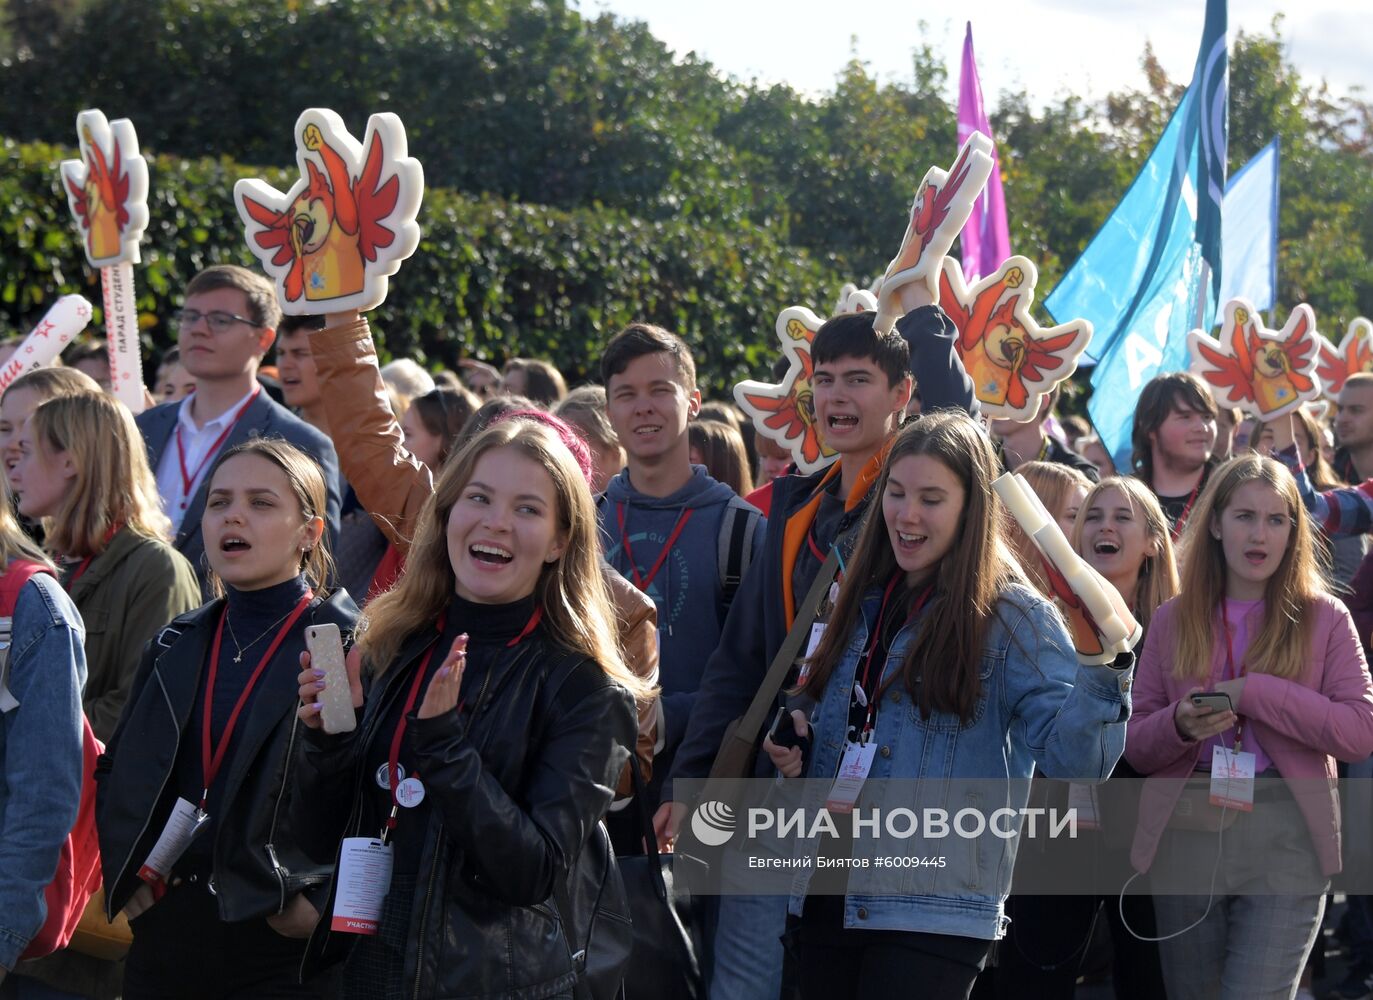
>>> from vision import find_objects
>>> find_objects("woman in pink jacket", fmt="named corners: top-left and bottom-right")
top-left (1125, 454), bottom-right (1373, 1000)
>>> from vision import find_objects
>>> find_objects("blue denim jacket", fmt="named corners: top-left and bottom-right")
top-left (787, 583), bottom-right (1131, 940)
top-left (0, 574), bottom-right (87, 969)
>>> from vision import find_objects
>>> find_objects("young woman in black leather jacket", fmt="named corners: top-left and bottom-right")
top-left (293, 418), bottom-right (645, 1000)
top-left (95, 439), bottom-right (359, 999)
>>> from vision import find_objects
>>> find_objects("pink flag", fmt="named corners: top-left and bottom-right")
top-left (957, 22), bottom-right (1010, 282)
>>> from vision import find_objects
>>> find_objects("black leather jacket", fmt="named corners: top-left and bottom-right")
top-left (94, 589), bottom-right (359, 922)
top-left (296, 625), bottom-right (636, 1000)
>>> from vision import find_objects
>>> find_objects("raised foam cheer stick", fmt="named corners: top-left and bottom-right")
top-left (235, 109), bottom-right (424, 314)
top-left (873, 131), bottom-right (995, 336)
top-left (60, 109), bottom-right (150, 414)
top-left (0, 296), bottom-right (94, 393)
top-left (1315, 316), bottom-right (1373, 399)
top-left (1188, 299), bottom-right (1324, 420)
top-left (993, 471), bottom-right (1140, 665)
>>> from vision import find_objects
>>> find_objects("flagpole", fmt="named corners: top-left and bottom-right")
top-left (1196, 260), bottom-right (1211, 330)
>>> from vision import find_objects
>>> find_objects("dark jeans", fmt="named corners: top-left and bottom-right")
top-left (791, 895), bottom-right (990, 1000)
top-left (122, 879), bottom-right (324, 1000)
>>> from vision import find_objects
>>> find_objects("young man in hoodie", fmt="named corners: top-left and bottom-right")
top-left (599, 323), bottom-right (766, 811)
top-left (654, 298), bottom-right (979, 1000)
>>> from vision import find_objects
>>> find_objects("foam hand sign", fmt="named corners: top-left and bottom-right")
top-left (734, 306), bottom-right (837, 475)
top-left (873, 132), bottom-right (995, 335)
top-left (235, 109), bottom-right (424, 314)
top-left (1188, 300), bottom-right (1323, 420)
top-left (938, 256), bottom-right (1091, 420)
top-left (1315, 317), bottom-right (1373, 399)
top-left (993, 471), bottom-right (1140, 664)
top-left (60, 110), bottom-right (149, 268)
top-left (833, 283), bottom-right (878, 315)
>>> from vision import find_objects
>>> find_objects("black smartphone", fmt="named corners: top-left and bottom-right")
top-left (769, 706), bottom-right (810, 756)
top-left (1189, 692), bottom-right (1233, 714)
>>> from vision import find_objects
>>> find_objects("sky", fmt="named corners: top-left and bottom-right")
top-left (590, 0), bottom-right (1370, 109)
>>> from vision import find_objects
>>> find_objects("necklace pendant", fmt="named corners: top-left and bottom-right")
top-left (233, 653), bottom-right (243, 664)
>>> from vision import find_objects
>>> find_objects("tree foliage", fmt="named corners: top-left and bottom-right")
top-left (0, 0), bottom-right (1369, 394)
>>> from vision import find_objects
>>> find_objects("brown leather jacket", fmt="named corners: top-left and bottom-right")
top-left (310, 317), bottom-right (657, 794)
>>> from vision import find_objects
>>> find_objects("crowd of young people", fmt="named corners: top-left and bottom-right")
top-left (0, 260), bottom-right (1370, 1000)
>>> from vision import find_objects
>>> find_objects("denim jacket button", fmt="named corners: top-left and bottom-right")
top-left (889, 691), bottom-right (901, 704)
top-left (857, 907), bottom-right (869, 920)
top-left (879, 745), bottom-right (892, 759)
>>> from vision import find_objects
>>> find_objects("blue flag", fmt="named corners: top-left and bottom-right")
top-left (1045, 0), bottom-right (1228, 470)
top-left (1218, 138), bottom-right (1279, 311)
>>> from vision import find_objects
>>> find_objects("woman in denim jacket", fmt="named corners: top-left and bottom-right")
top-left (0, 485), bottom-right (86, 988)
top-left (764, 412), bottom-right (1134, 999)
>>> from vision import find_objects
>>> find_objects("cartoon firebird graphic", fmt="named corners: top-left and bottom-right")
top-left (938, 257), bottom-right (1091, 421)
top-left (60, 109), bottom-right (149, 269)
top-left (234, 109), bottom-right (423, 314)
top-left (1315, 317), bottom-right (1373, 399)
top-left (872, 131), bottom-right (994, 335)
top-left (1188, 299), bottom-right (1323, 420)
top-left (734, 306), bottom-right (838, 475)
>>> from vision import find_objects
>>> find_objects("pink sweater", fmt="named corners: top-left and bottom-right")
top-left (1124, 592), bottom-right (1373, 876)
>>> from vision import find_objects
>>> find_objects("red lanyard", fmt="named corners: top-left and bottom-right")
top-left (175, 387), bottom-right (260, 509)
top-left (1169, 480), bottom-right (1202, 542)
top-left (615, 503), bottom-right (694, 592)
top-left (200, 592), bottom-right (312, 811)
top-left (383, 606), bottom-right (543, 838)
top-left (856, 577), bottom-right (934, 735)
top-left (66, 523), bottom-right (121, 588)
top-left (1221, 604), bottom-right (1247, 750)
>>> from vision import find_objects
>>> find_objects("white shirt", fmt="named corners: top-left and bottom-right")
top-left (155, 386), bottom-right (258, 532)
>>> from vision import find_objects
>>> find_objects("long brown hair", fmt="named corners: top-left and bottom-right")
top-left (1070, 476), bottom-right (1178, 633)
top-left (1171, 454), bottom-right (1323, 681)
top-left (802, 412), bottom-right (1027, 721)
top-left (203, 438), bottom-right (335, 598)
top-left (30, 392), bottom-right (170, 558)
top-left (357, 420), bottom-right (651, 700)
top-left (689, 419), bottom-right (754, 496)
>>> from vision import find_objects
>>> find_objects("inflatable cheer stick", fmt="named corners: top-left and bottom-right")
top-left (993, 471), bottom-right (1140, 664)
top-left (939, 257), bottom-right (1091, 421)
top-left (236, 109), bottom-right (424, 315)
top-left (1188, 299), bottom-right (1323, 420)
top-left (1315, 316), bottom-right (1373, 399)
top-left (734, 305), bottom-right (837, 475)
top-left (873, 131), bottom-right (995, 335)
top-left (60, 109), bottom-right (150, 413)
top-left (0, 296), bottom-right (94, 393)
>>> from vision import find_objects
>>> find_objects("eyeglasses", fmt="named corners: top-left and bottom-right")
top-left (175, 309), bottom-right (260, 333)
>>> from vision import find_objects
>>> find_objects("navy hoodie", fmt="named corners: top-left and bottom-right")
top-left (599, 466), bottom-right (765, 755)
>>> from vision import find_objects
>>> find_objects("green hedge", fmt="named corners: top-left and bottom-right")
top-left (0, 136), bottom-right (836, 396)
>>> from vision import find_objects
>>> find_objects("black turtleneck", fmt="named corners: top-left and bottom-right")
top-left (362, 591), bottom-right (542, 873)
top-left (173, 574), bottom-right (313, 874)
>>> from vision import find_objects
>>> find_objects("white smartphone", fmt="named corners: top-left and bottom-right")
top-left (306, 623), bottom-right (356, 734)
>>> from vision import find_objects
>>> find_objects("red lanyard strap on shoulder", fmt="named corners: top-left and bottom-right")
top-left (615, 502), bottom-right (693, 592)
top-left (175, 387), bottom-right (260, 504)
top-left (200, 591), bottom-right (312, 811)
top-left (856, 578), bottom-right (934, 733)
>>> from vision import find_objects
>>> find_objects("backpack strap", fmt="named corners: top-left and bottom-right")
top-left (717, 499), bottom-right (760, 613)
top-left (0, 560), bottom-right (53, 714)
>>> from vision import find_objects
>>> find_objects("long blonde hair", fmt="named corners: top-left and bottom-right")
top-left (1172, 454), bottom-right (1323, 681)
top-left (0, 479), bottom-right (52, 572)
top-left (1005, 461), bottom-right (1091, 596)
top-left (1070, 476), bottom-right (1178, 633)
top-left (31, 392), bottom-right (171, 558)
top-left (803, 412), bottom-right (1028, 721)
top-left (358, 420), bottom-right (649, 699)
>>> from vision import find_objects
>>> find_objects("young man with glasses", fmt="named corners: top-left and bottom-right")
top-left (135, 265), bottom-right (340, 593)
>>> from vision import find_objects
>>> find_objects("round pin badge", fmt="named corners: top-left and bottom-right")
top-left (829, 582), bottom-right (840, 605)
top-left (396, 777), bottom-right (426, 808)
top-left (375, 763), bottom-right (404, 790)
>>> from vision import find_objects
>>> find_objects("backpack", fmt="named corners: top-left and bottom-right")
top-left (716, 498), bottom-right (760, 615)
top-left (0, 561), bottom-right (105, 961)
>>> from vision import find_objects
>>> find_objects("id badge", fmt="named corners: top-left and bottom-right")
top-left (331, 837), bottom-right (394, 935)
top-left (796, 624), bottom-right (827, 687)
top-left (825, 741), bottom-right (876, 814)
top-left (1067, 782), bottom-right (1101, 830)
top-left (138, 797), bottom-right (210, 883)
top-left (1209, 746), bottom-right (1256, 812)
